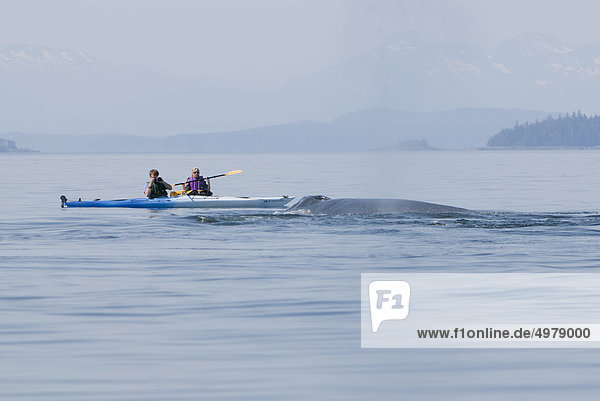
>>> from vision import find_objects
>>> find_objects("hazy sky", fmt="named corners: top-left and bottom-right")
top-left (2, 0), bottom-right (600, 91)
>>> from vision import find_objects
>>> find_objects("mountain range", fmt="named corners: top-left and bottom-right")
top-left (1, 31), bottom-right (599, 138)
top-left (281, 31), bottom-right (600, 116)
top-left (3, 107), bottom-right (551, 152)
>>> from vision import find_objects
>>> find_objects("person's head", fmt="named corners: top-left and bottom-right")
top-left (149, 169), bottom-right (159, 178)
top-left (191, 168), bottom-right (200, 177)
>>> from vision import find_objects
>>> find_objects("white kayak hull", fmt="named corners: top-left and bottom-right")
top-left (62, 195), bottom-right (294, 209)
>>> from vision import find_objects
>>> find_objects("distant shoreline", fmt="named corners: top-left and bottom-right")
top-left (0, 149), bottom-right (38, 153)
top-left (5, 148), bottom-right (600, 156)
top-left (477, 146), bottom-right (600, 151)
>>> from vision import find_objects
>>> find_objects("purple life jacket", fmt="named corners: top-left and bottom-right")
top-left (186, 176), bottom-right (207, 191)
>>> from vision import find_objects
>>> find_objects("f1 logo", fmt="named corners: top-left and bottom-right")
top-left (369, 281), bottom-right (411, 332)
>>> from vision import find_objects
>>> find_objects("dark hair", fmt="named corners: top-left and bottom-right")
top-left (149, 169), bottom-right (159, 177)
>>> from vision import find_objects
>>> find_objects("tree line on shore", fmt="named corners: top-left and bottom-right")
top-left (0, 138), bottom-right (18, 152)
top-left (0, 138), bottom-right (35, 152)
top-left (488, 112), bottom-right (600, 147)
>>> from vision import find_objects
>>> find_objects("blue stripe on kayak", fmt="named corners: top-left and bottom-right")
top-left (64, 196), bottom-right (294, 208)
top-left (66, 198), bottom-right (178, 208)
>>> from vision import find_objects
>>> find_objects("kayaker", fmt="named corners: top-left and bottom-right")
top-left (145, 169), bottom-right (172, 199)
top-left (185, 168), bottom-right (213, 196)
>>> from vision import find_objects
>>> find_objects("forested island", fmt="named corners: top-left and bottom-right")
top-left (375, 139), bottom-right (437, 151)
top-left (0, 138), bottom-right (35, 152)
top-left (487, 112), bottom-right (600, 147)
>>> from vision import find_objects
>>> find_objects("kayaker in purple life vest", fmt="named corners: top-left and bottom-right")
top-left (185, 168), bottom-right (213, 196)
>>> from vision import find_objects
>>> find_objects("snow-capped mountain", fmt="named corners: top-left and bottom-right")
top-left (2, 33), bottom-right (600, 137)
top-left (0, 44), bottom-right (298, 135)
top-left (489, 32), bottom-right (600, 82)
top-left (279, 31), bottom-right (600, 116)
top-left (0, 45), bottom-right (268, 135)
top-left (0, 44), bottom-right (106, 73)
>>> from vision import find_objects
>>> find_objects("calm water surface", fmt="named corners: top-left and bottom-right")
top-left (1, 151), bottom-right (600, 400)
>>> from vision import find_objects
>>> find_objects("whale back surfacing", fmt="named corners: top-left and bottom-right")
top-left (285, 195), bottom-right (469, 215)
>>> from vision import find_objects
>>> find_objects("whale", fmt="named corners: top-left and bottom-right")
top-left (285, 195), bottom-right (469, 215)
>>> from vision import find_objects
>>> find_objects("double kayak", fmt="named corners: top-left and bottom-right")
top-left (61, 194), bottom-right (294, 209)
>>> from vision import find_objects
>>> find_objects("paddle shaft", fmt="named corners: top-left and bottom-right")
top-left (174, 170), bottom-right (241, 186)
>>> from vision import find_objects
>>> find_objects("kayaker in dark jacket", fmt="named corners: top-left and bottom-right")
top-left (145, 169), bottom-right (172, 199)
top-left (185, 167), bottom-right (212, 196)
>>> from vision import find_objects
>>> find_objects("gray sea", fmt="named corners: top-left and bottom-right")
top-left (2, 150), bottom-right (600, 400)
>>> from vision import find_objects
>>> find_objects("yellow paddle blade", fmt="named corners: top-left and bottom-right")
top-left (170, 190), bottom-right (186, 197)
top-left (225, 170), bottom-right (243, 175)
